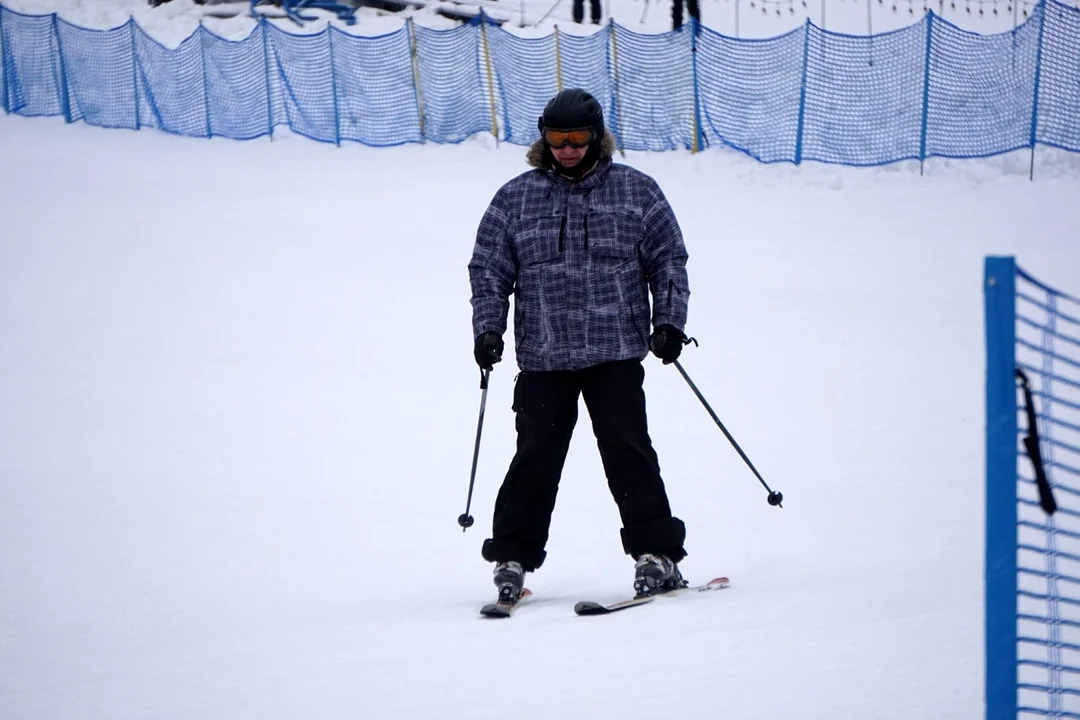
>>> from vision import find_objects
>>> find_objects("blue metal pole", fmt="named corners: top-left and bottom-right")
top-left (261, 16), bottom-right (274, 140)
top-left (984, 255), bottom-right (1018, 720)
top-left (918, 11), bottom-right (933, 175)
top-left (199, 22), bottom-right (212, 138)
top-left (129, 18), bottom-right (140, 131)
top-left (327, 25), bottom-right (341, 147)
top-left (51, 14), bottom-right (72, 123)
top-left (0, 4), bottom-right (8, 114)
top-left (794, 20), bottom-right (810, 165)
top-left (1028, 0), bottom-right (1047, 181)
top-left (0, 5), bottom-right (8, 115)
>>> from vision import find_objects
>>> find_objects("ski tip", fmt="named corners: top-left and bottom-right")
top-left (479, 604), bottom-right (512, 618)
top-left (573, 600), bottom-right (608, 615)
top-left (706, 577), bottom-right (730, 587)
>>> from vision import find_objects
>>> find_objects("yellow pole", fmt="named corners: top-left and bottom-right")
top-left (407, 18), bottom-right (427, 143)
top-left (479, 12), bottom-right (500, 145)
top-left (608, 19), bottom-right (626, 158)
top-left (554, 25), bottom-right (564, 93)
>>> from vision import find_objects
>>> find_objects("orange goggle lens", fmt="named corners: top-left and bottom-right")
top-left (543, 129), bottom-right (594, 148)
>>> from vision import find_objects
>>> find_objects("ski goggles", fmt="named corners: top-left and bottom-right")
top-left (543, 128), bottom-right (594, 148)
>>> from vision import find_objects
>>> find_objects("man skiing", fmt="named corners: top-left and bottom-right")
top-left (468, 88), bottom-right (692, 606)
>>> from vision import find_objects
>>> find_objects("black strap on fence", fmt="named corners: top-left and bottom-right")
top-left (1016, 367), bottom-right (1057, 516)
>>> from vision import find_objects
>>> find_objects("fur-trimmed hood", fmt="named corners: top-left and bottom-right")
top-left (526, 131), bottom-right (618, 170)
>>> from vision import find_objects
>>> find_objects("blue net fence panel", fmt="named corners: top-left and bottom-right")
top-left (412, 22), bottom-right (489, 144)
top-left (2, 2), bottom-right (1080, 160)
top-left (1, 9), bottom-right (62, 117)
top-left (695, 26), bottom-right (804, 163)
top-left (202, 25), bottom-right (273, 141)
top-left (134, 29), bottom-right (209, 137)
top-left (266, 24), bottom-right (337, 143)
top-left (925, 13), bottom-right (1039, 159)
top-left (610, 24), bottom-right (694, 151)
top-left (329, 27), bottom-right (420, 146)
top-left (0, 7), bottom-right (5, 113)
top-left (1036, 0), bottom-right (1080, 152)
top-left (555, 28), bottom-right (612, 139)
top-left (487, 28), bottom-right (558, 146)
top-left (986, 257), bottom-right (1080, 720)
top-left (801, 23), bottom-right (926, 166)
top-left (55, 19), bottom-right (138, 130)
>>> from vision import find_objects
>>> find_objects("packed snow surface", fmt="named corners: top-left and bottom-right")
top-left (1, 6), bottom-right (1079, 708)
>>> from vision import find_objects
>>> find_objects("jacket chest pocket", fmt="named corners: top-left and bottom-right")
top-left (586, 207), bottom-right (643, 264)
top-left (513, 215), bottom-right (564, 267)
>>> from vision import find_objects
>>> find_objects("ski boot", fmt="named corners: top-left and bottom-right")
top-left (493, 561), bottom-right (526, 604)
top-left (633, 553), bottom-right (688, 597)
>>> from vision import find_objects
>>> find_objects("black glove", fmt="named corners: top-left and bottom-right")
top-left (474, 332), bottom-right (504, 371)
top-left (649, 324), bottom-right (686, 365)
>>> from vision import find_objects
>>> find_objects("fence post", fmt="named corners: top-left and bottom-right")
top-left (0, 4), bottom-right (8, 115)
top-left (478, 12), bottom-right (500, 145)
top-left (608, 19), bottom-right (626, 157)
top-left (198, 22), bottom-right (212, 139)
top-left (690, 18), bottom-right (703, 153)
top-left (1028, 0), bottom-right (1047, 181)
top-left (554, 25), bottom-right (563, 93)
top-left (129, 18), bottom-right (140, 131)
top-left (260, 16), bottom-right (274, 140)
top-left (984, 255), bottom-right (1018, 720)
top-left (327, 26), bottom-right (341, 147)
top-left (51, 14), bottom-right (72, 123)
top-left (918, 12), bottom-right (933, 176)
top-left (407, 18), bottom-right (426, 143)
top-left (794, 20), bottom-right (810, 165)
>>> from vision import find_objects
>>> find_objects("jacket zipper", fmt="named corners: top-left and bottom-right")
top-left (583, 215), bottom-right (589, 252)
top-left (558, 216), bottom-right (567, 253)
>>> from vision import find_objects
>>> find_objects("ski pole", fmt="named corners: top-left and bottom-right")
top-left (672, 359), bottom-right (784, 508)
top-left (537, 0), bottom-right (567, 24)
top-left (458, 368), bottom-right (490, 531)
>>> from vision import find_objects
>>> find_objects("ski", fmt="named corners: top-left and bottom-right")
top-left (574, 576), bottom-right (730, 616)
top-left (479, 588), bottom-right (533, 618)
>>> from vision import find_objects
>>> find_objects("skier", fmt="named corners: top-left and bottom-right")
top-left (468, 88), bottom-right (692, 605)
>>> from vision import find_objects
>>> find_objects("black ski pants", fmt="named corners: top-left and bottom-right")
top-left (672, 0), bottom-right (700, 29)
top-left (573, 0), bottom-right (602, 24)
top-left (481, 360), bottom-right (687, 572)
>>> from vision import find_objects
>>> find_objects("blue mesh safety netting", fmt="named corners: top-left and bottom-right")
top-left (1036, 0), bottom-right (1080, 152)
top-left (925, 12), bottom-right (1039, 159)
top-left (610, 24), bottom-right (695, 151)
top-left (412, 22), bottom-right (488, 144)
top-left (135, 28), bottom-right (209, 137)
top-left (2, 9), bottom-right (63, 117)
top-left (801, 23), bottom-right (927, 165)
top-left (2, 2), bottom-right (1079, 164)
top-left (202, 24), bottom-right (273, 140)
top-left (696, 26), bottom-right (804, 162)
top-left (55, 18), bottom-right (138, 129)
top-left (330, 27), bottom-right (420, 146)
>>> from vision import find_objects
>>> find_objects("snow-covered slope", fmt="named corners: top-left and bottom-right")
top-left (1, 113), bottom-right (1078, 717)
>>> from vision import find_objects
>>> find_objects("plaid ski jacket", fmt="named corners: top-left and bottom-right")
top-left (469, 148), bottom-right (690, 373)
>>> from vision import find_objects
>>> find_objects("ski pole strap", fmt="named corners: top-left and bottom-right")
top-left (1016, 367), bottom-right (1057, 515)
